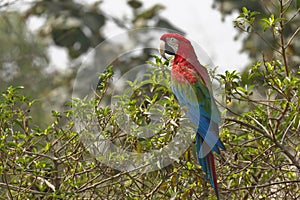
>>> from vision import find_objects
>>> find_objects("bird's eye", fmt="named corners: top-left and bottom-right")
top-left (168, 37), bottom-right (177, 44)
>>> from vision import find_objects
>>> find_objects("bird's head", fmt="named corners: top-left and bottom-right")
top-left (160, 33), bottom-right (211, 86)
top-left (159, 33), bottom-right (195, 60)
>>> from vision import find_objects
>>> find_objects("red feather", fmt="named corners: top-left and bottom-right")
top-left (160, 33), bottom-right (224, 200)
top-left (208, 152), bottom-right (220, 199)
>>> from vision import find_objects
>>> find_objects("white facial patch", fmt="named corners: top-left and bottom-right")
top-left (166, 37), bottom-right (179, 54)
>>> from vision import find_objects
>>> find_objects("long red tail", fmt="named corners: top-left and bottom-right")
top-left (208, 152), bottom-right (220, 200)
top-left (196, 135), bottom-right (220, 199)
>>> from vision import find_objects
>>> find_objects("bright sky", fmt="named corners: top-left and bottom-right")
top-left (21, 0), bottom-right (249, 74)
top-left (101, 0), bottom-right (249, 73)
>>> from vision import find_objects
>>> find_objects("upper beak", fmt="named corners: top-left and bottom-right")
top-left (159, 40), bottom-right (166, 59)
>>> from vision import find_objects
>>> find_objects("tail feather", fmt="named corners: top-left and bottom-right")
top-left (196, 134), bottom-right (220, 200)
top-left (208, 152), bottom-right (219, 200)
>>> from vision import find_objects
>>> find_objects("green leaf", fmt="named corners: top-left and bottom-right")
top-left (128, 0), bottom-right (142, 9)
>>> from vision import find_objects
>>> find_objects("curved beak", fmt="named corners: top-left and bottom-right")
top-left (159, 40), bottom-right (166, 59)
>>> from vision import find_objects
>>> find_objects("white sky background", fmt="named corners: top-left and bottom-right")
top-left (10, 0), bottom-right (249, 74)
top-left (149, 0), bottom-right (249, 73)
top-left (101, 0), bottom-right (249, 73)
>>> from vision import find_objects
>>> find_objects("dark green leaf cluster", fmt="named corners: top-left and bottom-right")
top-left (26, 0), bottom-right (106, 58)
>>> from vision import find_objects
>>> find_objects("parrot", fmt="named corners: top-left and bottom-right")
top-left (159, 33), bottom-right (225, 199)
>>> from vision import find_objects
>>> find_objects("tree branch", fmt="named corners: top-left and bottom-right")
top-left (225, 117), bottom-right (300, 170)
top-left (225, 179), bottom-right (300, 191)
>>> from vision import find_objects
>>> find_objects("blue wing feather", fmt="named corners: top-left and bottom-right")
top-left (171, 79), bottom-right (225, 153)
top-left (171, 76), bottom-right (224, 200)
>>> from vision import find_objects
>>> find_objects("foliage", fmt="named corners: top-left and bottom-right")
top-left (25, 0), bottom-right (106, 59)
top-left (0, 1), bottom-right (299, 200)
top-left (213, 0), bottom-right (299, 69)
top-left (0, 60), bottom-right (219, 199)
top-left (1, 0), bottom-right (182, 126)
top-left (2, 45), bottom-right (298, 199)
top-left (216, 1), bottom-right (300, 199)
top-left (0, 12), bottom-right (53, 124)
top-left (219, 63), bottom-right (300, 199)
top-left (24, 0), bottom-right (182, 59)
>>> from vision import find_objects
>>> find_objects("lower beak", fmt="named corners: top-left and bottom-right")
top-left (159, 41), bottom-right (166, 59)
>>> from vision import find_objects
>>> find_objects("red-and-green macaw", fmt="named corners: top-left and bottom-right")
top-left (160, 33), bottom-right (225, 199)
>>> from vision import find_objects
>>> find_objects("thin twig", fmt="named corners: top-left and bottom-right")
top-left (76, 163), bottom-right (150, 193)
top-left (279, 0), bottom-right (290, 76)
top-left (226, 179), bottom-right (300, 191)
top-left (225, 117), bottom-right (300, 169)
top-left (143, 180), bottom-right (164, 200)
top-left (0, 182), bottom-right (47, 195)
top-left (285, 27), bottom-right (300, 49)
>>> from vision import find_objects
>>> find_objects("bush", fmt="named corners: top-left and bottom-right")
top-left (0, 3), bottom-right (299, 200)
